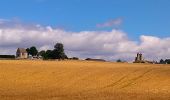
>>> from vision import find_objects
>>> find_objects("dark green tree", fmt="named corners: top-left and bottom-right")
top-left (165, 59), bottom-right (170, 64)
top-left (53, 43), bottom-right (67, 59)
top-left (159, 59), bottom-right (165, 64)
top-left (45, 50), bottom-right (53, 59)
top-left (26, 48), bottom-right (30, 55)
top-left (38, 50), bottom-right (46, 57)
top-left (29, 46), bottom-right (38, 56)
top-left (117, 59), bottom-right (122, 62)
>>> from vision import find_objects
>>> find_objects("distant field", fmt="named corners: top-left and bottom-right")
top-left (0, 60), bottom-right (170, 100)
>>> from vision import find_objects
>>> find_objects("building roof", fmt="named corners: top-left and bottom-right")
top-left (17, 48), bottom-right (27, 53)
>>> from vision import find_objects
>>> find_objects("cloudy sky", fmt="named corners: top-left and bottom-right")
top-left (0, 0), bottom-right (170, 61)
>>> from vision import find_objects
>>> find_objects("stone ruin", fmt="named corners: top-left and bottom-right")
top-left (134, 53), bottom-right (145, 63)
top-left (134, 53), bottom-right (158, 64)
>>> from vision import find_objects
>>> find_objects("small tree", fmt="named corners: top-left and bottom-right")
top-left (53, 43), bottom-right (67, 59)
top-left (38, 50), bottom-right (46, 57)
top-left (29, 46), bottom-right (38, 56)
top-left (26, 48), bottom-right (30, 55)
top-left (165, 59), bottom-right (170, 64)
top-left (159, 59), bottom-right (165, 64)
top-left (45, 50), bottom-right (53, 59)
top-left (117, 59), bottom-right (122, 62)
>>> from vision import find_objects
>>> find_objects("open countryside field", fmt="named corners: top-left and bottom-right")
top-left (0, 60), bottom-right (170, 100)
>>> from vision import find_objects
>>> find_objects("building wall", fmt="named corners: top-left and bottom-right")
top-left (16, 53), bottom-right (28, 59)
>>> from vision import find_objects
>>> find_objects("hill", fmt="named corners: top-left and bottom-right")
top-left (0, 60), bottom-right (170, 100)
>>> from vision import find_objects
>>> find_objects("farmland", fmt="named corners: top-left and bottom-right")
top-left (0, 60), bottom-right (170, 100)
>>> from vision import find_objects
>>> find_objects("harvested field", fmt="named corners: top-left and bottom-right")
top-left (0, 60), bottom-right (170, 100)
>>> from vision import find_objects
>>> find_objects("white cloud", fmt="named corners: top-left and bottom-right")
top-left (138, 36), bottom-right (170, 60)
top-left (0, 20), bottom-right (170, 61)
top-left (96, 18), bottom-right (123, 28)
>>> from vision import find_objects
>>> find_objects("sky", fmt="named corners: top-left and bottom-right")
top-left (0, 0), bottom-right (170, 61)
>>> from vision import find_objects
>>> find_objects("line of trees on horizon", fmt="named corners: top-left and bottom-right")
top-left (1, 42), bottom-right (169, 63)
top-left (159, 59), bottom-right (170, 64)
top-left (26, 43), bottom-right (68, 60)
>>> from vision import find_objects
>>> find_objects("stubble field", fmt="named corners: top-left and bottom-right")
top-left (0, 60), bottom-right (170, 100)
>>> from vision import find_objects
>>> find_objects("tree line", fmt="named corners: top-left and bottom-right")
top-left (26, 43), bottom-right (68, 60)
top-left (159, 59), bottom-right (170, 64)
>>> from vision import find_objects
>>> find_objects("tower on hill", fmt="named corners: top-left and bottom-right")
top-left (134, 53), bottom-right (144, 63)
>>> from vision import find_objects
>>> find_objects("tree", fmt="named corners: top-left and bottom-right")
top-left (45, 50), bottom-right (53, 59)
top-left (38, 50), bottom-right (46, 57)
top-left (26, 48), bottom-right (30, 55)
top-left (53, 43), bottom-right (67, 59)
top-left (117, 59), bottom-right (122, 62)
top-left (72, 57), bottom-right (79, 60)
top-left (165, 59), bottom-right (170, 64)
top-left (29, 46), bottom-right (38, 56)
top-left (159, 59), bottom-right (165, 64)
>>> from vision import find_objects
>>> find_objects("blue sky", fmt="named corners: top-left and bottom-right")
top-left (0, 0), bottom-right (170, 39)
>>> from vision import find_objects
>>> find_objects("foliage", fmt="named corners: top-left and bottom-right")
top-left (29, 46), bottom-right (38, 56)
top-left (72, 57), bottom-right (79, 60)
top-left (25, 43), bottom-right (67, 60)
top-left (159, 59), bottom-right (170, 64)
top-left (117, 59), bottom-right (122, 62)
top-left (0, 55), bottom-right (15, 58)
top-left (40, 43), bottom-right (68, 60)
top-left (85, 58), bottom-right (106, 62)
top-left (159, 59), bottom-right (165, 64)
top-left (165, 59), bottom-right (170, 64)
top-left (26, 48), bottom-right (30, 55)
top-left (38, 50), bottom-right (46, 57)
top-left (53, 43), bottom-right (67, 59)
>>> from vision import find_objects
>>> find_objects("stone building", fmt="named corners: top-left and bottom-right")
top-left (16, 48), bottom-right (28, 59)
top-left (134, 53), bottom-right (144, 63)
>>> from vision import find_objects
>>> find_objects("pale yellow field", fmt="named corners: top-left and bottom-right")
top-left (0, 60), bottom-right (170, 100)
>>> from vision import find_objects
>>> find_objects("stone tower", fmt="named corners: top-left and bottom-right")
top-left (135, 53), bottom-right (143, 63)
